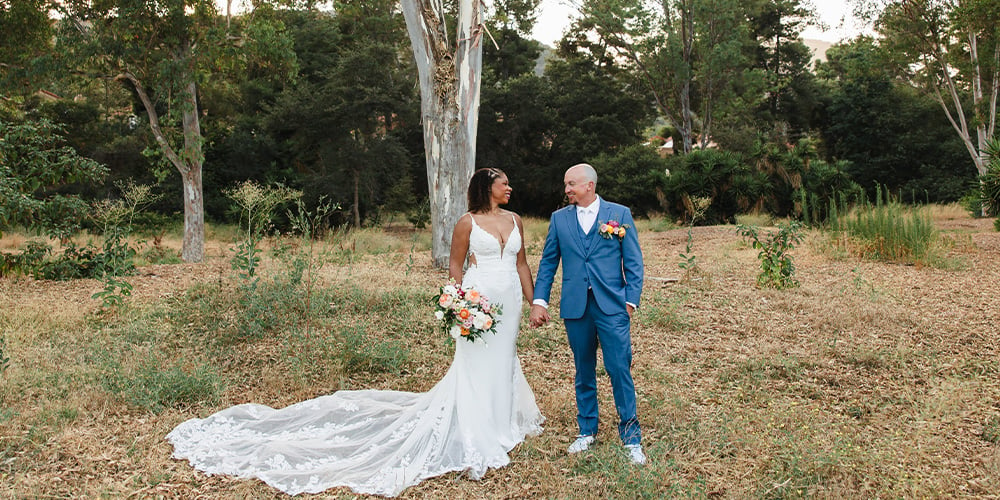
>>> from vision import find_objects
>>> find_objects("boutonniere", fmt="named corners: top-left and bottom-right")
top-left (598, 218), bottom-right (630, 240)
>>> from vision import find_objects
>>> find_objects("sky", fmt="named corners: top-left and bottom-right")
top-left (530, 0), bottom-right (869, 46)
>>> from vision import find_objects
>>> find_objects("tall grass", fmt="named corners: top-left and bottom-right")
top-left (828, 188), bottom-right (944, 266)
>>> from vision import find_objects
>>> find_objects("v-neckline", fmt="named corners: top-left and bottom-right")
top-left (471, 215), bottom-right (516, 256)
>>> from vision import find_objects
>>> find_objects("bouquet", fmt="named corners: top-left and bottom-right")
top-left (434, 280), bottom-right (502, 343)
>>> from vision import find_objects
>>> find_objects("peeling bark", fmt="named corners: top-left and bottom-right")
top-left (402, 0), bottom-right (484, 268)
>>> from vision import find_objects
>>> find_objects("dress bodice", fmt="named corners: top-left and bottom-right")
top-left (467, 214), bottom-right (520, 271)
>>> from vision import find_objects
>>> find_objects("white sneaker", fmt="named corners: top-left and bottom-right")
top-left (626, 444), bottom-right (646, 465)
top-left (567, 435), bottom-right (595, 454)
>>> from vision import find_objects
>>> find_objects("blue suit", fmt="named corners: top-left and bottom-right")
top-left (533, 197), bottom-right (644, 445)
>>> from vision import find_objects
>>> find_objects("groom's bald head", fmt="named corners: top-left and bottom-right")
top-left (564, 163), bottom-right (598, 206)
top-left (567, 163), bottom-right (598, 185)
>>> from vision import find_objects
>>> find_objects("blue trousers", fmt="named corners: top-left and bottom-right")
top-left (564, 290), bottom-right (641, 445)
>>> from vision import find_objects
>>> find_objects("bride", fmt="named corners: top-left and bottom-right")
top-left (166, 168), bottom-right (544, 497)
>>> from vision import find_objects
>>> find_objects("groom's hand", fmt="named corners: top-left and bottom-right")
top-left (529, 305), bottom-right (550, 328)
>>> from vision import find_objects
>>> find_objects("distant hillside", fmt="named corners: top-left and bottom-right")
top-left (804, 38), bottom-right (833, 65)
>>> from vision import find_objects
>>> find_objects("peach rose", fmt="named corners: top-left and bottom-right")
top-left (438, 294), bottom-right (453, 308)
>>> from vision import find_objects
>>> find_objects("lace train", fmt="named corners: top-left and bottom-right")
top-left (167, 213), bottom-right (543, 496)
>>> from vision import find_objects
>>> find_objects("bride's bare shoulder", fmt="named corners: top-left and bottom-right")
top-left (453, 213), bottom-right (474, 232)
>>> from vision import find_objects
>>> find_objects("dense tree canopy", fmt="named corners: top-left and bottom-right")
top-left (0, 0), bottom-right (986, 251)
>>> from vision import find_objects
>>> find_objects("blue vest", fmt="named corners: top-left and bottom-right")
top-left (579, 218), bottom-right (599, 254)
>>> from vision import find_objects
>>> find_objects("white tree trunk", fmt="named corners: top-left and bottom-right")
top-left (401, 0), bottom-right (484, 268)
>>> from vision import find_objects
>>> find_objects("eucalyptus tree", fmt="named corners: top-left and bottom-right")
top-left (401, 0), bottom-right (489, 267)
top-left (876, 0), bottom-right (999, 185)
top-left (52, 0), bottom-right (296, 262)
top-left (575, 0), bottom-right (756, 154)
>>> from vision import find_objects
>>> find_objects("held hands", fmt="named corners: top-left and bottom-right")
top-left (528, 304), bottom-right (550, 328)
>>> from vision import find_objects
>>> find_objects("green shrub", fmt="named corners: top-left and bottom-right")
top-left (736, 221), bottom-right (805, 289)
top-left (662, 149), bottom-right (746, 224)
top-left (798, 160), bottom-right (865, 224)
top-left (590, 144), bottom-right (671, 217)
top-left (136, 245), bottom-right (183, 265)
top-left (959, 189), bottom-right (984, 217)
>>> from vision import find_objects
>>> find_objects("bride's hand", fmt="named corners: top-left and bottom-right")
top-left (528, 305), bottom-right (549, 328)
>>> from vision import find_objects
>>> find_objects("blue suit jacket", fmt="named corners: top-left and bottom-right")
top-left (534, 198), bottom-right (644, 319)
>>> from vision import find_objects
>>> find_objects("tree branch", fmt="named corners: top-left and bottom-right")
top-left (117, 71), bottom-right (187, 175)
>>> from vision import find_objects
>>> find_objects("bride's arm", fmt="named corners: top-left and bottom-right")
top-left (513, 214), bottom-right (534, 303)
top-left (448, 214), bottom-right (472, 283)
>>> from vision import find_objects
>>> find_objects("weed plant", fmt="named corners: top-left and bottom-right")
top-left (99, 353), bottom-right (221, 414)
top-left (736, 221), bottom-right (804, 289)
top-left (226, 181), bottom-right (301, 281)
top-left (286, 197), bottom-right (337, 339)
top-left (638, 287), bottom-right (690, 332)
top-left (336, 327), bottom-right (407, 375)
top-left (0, 335), bottom-right (9, 376)
top-left (983, 416), bottom-right (1000, 444)
top-left (678, 196), bottom-right (712, 276)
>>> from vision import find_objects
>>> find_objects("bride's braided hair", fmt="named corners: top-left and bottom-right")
top-left (467, 167), bottom-right (505, 214)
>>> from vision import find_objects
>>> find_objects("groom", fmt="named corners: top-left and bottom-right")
top-left (529, 163), bottom-right (646, 465)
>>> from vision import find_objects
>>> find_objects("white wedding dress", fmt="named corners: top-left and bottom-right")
top-left (166, 214), bottom-right (544, 497)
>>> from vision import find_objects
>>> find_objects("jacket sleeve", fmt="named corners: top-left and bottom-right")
top-left (533, 212), bottom-right (562, 304)
top-left (620, 207), bottom-right (644, 307)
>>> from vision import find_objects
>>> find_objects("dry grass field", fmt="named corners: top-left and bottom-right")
top-left (1, 206), bottom-right (999, 499)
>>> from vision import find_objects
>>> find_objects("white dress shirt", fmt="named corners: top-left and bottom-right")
top-left (576, 197), bottom-right (600, 234)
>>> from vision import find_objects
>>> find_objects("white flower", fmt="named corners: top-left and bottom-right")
top-left (442, 284), bottom-right (458, 296)
top-left (434, 310), bottom-right (445, 321)
top-left (449, 325), bottom-right (462, 340)
top-left (472, 311), bottom-right (488, 329)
